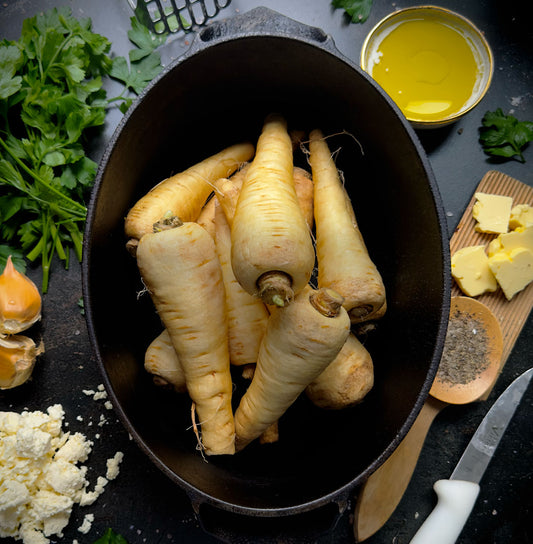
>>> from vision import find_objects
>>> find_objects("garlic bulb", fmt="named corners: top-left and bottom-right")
top-left (0, 334), bottom-right (43, 389)
top-left (0, 256), bottom-right (42, 334)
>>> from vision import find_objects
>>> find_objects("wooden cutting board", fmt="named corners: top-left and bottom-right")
top-left (354, 170), bottom-right (533, 543)
top-left (450, 169), bottom-right (533, 398)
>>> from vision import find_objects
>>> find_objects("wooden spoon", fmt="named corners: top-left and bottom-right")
top-left (353, 296), bottom-right (503, 542)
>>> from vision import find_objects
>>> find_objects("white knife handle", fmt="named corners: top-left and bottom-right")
top-left (409, 479), bottom-right (480, 544)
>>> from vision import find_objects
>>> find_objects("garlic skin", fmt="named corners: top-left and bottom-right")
top-left (0, 256), bottom-right (42, 335)
top-left (0, 334), bottom-right (44, 389)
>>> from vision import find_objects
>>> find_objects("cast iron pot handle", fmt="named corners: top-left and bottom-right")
top-left (195, 6), bottom-right (334, 52)
top-left (190, 492), bottom-right (351, 543)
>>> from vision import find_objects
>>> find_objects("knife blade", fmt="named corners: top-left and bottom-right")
top-left (410, 367), bottom-right (533, 544)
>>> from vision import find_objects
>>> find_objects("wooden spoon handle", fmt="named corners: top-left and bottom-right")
top-left (354, 396), bottom-right (447, 542)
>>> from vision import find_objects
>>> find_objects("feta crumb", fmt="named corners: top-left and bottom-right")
top-left (106, 452), bottom-right (124, 480)
top-left (77, 513), bottom-right (94, 534)
top-left (82, 390), bottom-right (96, 397)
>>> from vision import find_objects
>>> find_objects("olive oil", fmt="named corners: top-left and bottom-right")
top-left (369, 19), bottom-right (480, 123)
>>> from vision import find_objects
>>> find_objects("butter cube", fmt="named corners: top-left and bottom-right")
top-left (488, 226), bottom-right (533, 257)
top-left (472, 192), bottom-right (513, 234)
top-left (488, 247), bottom-right (533, 300)
top-left (451, 245), bottom-right (498, 296)
top-left (509, 204), bottom-right (533, 230)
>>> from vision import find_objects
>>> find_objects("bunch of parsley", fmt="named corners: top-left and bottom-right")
top-left (0, 7), bottom-right (165, 291)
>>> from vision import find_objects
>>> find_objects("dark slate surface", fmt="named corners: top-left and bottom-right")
top-left (1, 1), bottom-right (532, 543)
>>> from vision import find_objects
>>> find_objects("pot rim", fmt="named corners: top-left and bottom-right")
top-left (82, 5), bottom-right (451, 519)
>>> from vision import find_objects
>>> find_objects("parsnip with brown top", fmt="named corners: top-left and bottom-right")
top-left (125, 142), bottom-right (254, 243)
top-left (309, 129), bottom-right (386, 323)
top-left (306, 333), bottom-right (374, 409)
top-left (234, 285), bottom-right (350, 451)
top-left (231, 114), bottom-right (315, 306)
top-left (136, 217), bottom-right (235, 455)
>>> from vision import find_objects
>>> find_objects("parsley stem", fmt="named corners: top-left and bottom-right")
top-left (41, 30), bottom-right (75, 82)
top-left (26, 238), bottom-right (43, 262)
top-left (64, 221), bottom-right (83, 262)
top-left (0, 135), bottom-right (87, 216)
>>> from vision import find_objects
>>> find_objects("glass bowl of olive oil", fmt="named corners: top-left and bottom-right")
top-left (360, 6), bottom-right (493, 129)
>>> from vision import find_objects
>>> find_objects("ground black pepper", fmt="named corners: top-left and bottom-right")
top-left (437, 309), bottom-right (490, 385)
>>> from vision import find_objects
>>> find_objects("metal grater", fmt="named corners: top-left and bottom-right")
top-left (127, 0), bottom-right (231, 35)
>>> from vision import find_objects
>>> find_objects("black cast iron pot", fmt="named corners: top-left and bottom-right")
top-left (82, 7), bottom-right (451, 542)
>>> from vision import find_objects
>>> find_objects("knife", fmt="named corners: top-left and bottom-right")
top-left (409, 367), bottom-right (533, 544)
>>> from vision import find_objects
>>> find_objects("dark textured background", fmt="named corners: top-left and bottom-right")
top-left (1, 1), bottom-right (532, 543)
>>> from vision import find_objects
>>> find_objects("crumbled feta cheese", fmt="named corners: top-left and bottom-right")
top-left (16, 428), bottom-right (52, 459)
top-left (0, 404), bottom-right (123, 544)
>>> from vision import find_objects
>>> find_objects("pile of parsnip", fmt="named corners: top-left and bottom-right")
top-left (124, 114), bottom-right (386, 456)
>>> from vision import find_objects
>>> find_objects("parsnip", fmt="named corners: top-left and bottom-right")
top-left (234, 285), bottom-right (350, 451)
top-left (145, 330), bottom-right (187, 393)
top-left (305, 333), bottom-right (374, 409)
top-left (125, 142), bottom-right (254, 242)
top-left (215, 165), bottom-right (313, 230)
top-left (293, 166), bottom-right (314, 230)
top-left (214, 177), bottom-right (241, 227)
top-left (309, 129), bottom-right (386, 323)
top-left (214, 199), bottom-right (269, 366)
top-left (136, 219), bottom-right (235, 455)
top-left (196, 194), bottom-right (216, 238)
top-left (231, 114), bottom-right (315, 306)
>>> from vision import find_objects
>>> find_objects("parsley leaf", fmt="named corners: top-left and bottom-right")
top-left (128, 16), bottom-right (167, 62)
top-left (0, 245), bottom-right (26, 273)
top-left (110, 50), bottom-right (162, 95)
top-left (479, 108), bottom-right (533, 163)
top-left (0, 8), bottom-right (166, 292)
top-left (109, 17), bottom-right (166, 97)
top-left (331, 0), bottom-right (374, 24)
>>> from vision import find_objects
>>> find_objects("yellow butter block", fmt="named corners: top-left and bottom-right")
top-left (451, 245), bottom-right (498, 297)
top-left (472, 192), bottom-right (513, 234)
top-left (488, 247), bottom-right (533, 300)
top-left (509, 204), bottom-right (533, 230)
top-left (488, 226), bottom-right (533, 257)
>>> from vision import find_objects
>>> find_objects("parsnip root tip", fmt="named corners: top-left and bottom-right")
top-left (348, 305), bottom-right (374, 322)
top-left (125, 238), bottom-right (138, 257)
top-left (153, 213), bottom-right (183, 232)
top-left (257, 271), bottom-right (294, 307)
top-left (190, 402), bottom-right (204, 450)
top-left (310, 288), bottom-right (345, 317)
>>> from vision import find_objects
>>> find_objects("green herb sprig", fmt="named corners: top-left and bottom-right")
top-left (479, 108), bottom-right (533, 163)
top-left (92, 528), bottom-right (129, 544)
top-left (331, 0), bottom-right (374, 24)
top-left (0, 7), bottom-right (166, 291)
